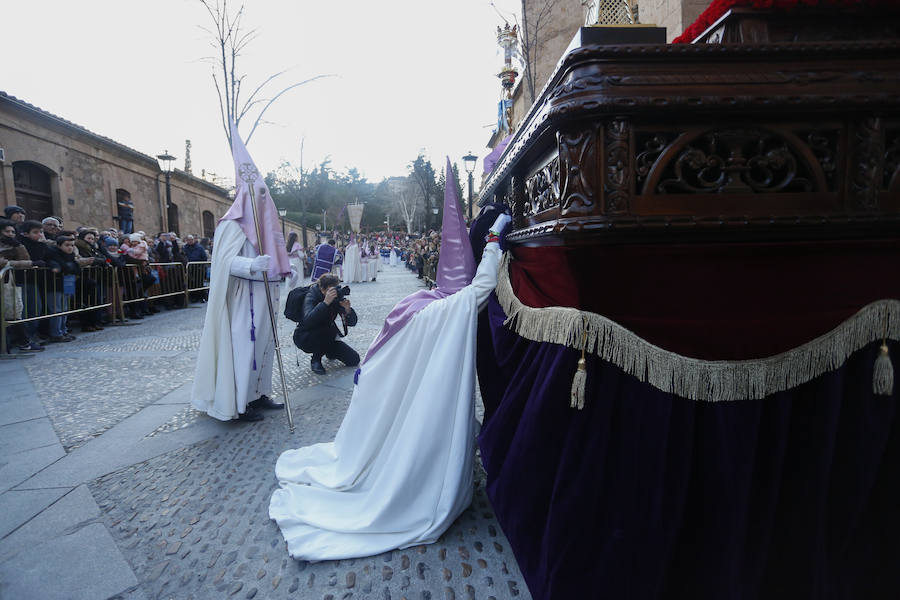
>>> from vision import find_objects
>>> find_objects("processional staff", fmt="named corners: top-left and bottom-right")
top-left (239, 163), bottom-right (295, 433)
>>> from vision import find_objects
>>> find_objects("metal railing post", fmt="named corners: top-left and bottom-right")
top-left (1, 266), bottom-right (8, 355)
top-left (183, 262), bottom-right (190, 307)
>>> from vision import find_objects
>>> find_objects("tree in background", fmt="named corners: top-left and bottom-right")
top-left (266, 159), bottom-right (386, 244)
top-left (519, 0), bottom-right (558, 105)
top-left (409, 155), bottom-right (440, 231)
top-left (199, 0), bottom-right (331, 149)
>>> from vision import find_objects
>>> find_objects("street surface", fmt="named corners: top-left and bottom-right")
top-left (0, 264), bottom-right (531, 600)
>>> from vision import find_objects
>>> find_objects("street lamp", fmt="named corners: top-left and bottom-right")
top-left (278, 208), bottom-right (287, 239)
top-left (157, 150), bottom-right (176, 232)
top-left (462, 152), bottom-right (477, 222)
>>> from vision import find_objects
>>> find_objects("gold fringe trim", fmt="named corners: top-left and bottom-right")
top-left (496, 253), bottom-right (900, 402)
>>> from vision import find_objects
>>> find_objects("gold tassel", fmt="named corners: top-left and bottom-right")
top-left (874, 342), bottom-right (893, 396)
top-left (570, 330), bottom-right (588, 410)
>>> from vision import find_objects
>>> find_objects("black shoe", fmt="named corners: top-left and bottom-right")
top-left (236, 409), bottom-right (264, 422)
top-left (249, 395), bottom-right (284, 410)
top-left (310, 359), bottom-right (326, 375)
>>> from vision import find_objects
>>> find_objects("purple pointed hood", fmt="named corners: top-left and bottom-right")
top-left (362, 158), bottom-right (474, 364)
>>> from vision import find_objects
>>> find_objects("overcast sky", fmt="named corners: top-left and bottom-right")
top-left (3, 0), bottom-right (522, 185)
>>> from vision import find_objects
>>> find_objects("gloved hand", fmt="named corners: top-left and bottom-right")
top-left (250, 254), bottom-right (271, 273)
top-left (489, 213), bottom-right (512, 236)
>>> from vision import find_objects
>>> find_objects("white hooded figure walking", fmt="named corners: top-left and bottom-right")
top-left (342, 235), bottom-right (363, 284)
top-left (269, 158), bottom-right (511, 560)
top-left (191, 123), bottom-right (296, 422)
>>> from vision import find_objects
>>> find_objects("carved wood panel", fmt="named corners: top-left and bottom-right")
top-left (558, 126), bottom-right (597, 215)
top-left (648, 127), bottom-right (825, 195)
top-left (849, 116), bottom-right (884, 210)
top-left (604, 118), bottom-right (631, 214)
top-left (523, 156), bottom-right (560, 219)
top-left (884, 125), bottom-right (900, 192)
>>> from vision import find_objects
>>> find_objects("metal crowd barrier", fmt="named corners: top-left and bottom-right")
top-left (0, 260), bottom-right (213, 355)
top-left (1, 264), bottom-right (115, 355)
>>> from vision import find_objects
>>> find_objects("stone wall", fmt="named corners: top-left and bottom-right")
top-left (639, 0), bottom-right (709, 41)
top-left (502, 0), bottom-right (712, 138)
top-left (0, 93), bottom-right (231, 235)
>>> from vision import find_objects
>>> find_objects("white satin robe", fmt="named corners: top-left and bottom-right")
top-left (269, 243), bottom-right (501, 559)
top-left (191, 219), bottom-right (280, 421)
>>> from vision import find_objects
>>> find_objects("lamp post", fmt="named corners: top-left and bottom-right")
top-left (322, 209), bottom-right (327, 232)
top-left (462, 152), bottom-right (477, 222)
top-left (278, 208), bottom-right (287, 239)
top-left (156, 150), bottom-right (176, 232)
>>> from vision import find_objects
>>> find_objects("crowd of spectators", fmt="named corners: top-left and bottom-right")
top-left (1, 205), bottom-right (211, 354)
top-left (288, 230), bottom-right (443, 285)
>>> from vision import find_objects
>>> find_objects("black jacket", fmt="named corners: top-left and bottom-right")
top-left (293, 285), bottom-right (357, 351)
top-left (45, 246), bottom-right (80, 288)
top-left (15, 234), bottom-right (50, 285)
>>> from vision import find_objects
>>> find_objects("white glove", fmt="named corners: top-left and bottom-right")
top-left (490, 213), bottom-right (512, 236)
top-left (250, 254), bottom-right (271, 274)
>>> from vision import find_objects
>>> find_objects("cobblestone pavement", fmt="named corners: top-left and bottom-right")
top-left (4, 263), bottom-right (531, 600)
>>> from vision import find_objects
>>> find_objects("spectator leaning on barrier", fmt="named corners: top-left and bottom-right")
top-left (44, 235), bottom-right (79, 343)
top-left (17, 220), bottom-right (50, 351)
top-left (0, 219), bottom-right (34, 352)
top-left (74, 230), bottom-right (108, 332)
top-left (183, 234), bottom-right (208, 262)
top-left (0, 219), bottom-right (32, 269)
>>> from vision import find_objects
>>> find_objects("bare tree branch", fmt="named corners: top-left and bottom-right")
top-left (519, 0), bottom-right (557, 104)
top-left (199, 0), bottom-right (332, 151)
top-left (244, 74), bottom-right (335, 144)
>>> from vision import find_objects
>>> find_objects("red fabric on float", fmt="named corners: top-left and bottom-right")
top-left (672, 0), bottom-right (900, 43)
top-left (508, 239), bottom-right (900, 360)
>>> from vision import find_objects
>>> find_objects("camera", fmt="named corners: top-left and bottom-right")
top-left (334, 285), bottom-right (351, 313)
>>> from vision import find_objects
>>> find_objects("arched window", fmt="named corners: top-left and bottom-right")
top-left (202, 210), bottom-right (215, 239)
top-left (12, 161), bottom-right (54, 220)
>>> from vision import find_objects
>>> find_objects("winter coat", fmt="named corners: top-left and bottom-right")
top-left (45, 246), bottom-right (81, 290)
top-left (74, 239), bottom-right (108, 267)
top-left (183, 243), bottom-right (208, 263)
top-left (293, 285), bottom-right (357, 352)
top-left (0, 235), bottom-right (32, 269)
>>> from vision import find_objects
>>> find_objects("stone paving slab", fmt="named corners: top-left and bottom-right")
top-left (0, 484), bottom-right (99, 562)
top-left (0, 417), bottom-right (59, 456)
top-left (0, 522), bottom-right (138, 600)
top-left (0, 487), bottom-right (70, 540)
top-left (0, 401), bottom-right (47, 427)
top-left (0, 442), bottom-right (66, 494)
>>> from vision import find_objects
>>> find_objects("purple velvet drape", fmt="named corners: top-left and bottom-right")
top-left (477, 296), bottom-right (900, 600)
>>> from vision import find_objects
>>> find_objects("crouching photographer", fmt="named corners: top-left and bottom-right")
top-left (292, 274), bottom-right (359, 375)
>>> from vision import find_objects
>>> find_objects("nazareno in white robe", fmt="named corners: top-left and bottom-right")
top-left (367, 251), bottom-right (378, 281)
top-left (342, 242), bottom-right (363, 283)
top-left (269, 242), bottom-right (502, 560)
top-left (191, 219), bottom-right (280, 420)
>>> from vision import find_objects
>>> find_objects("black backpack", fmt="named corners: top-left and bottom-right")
top-left (284, 285), bottom-right (310, 323)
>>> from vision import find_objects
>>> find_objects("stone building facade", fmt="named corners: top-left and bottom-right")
top-left (493, 0), bottom-right (709, 150)
top-left (0, 91), bottom-right (231, 239)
